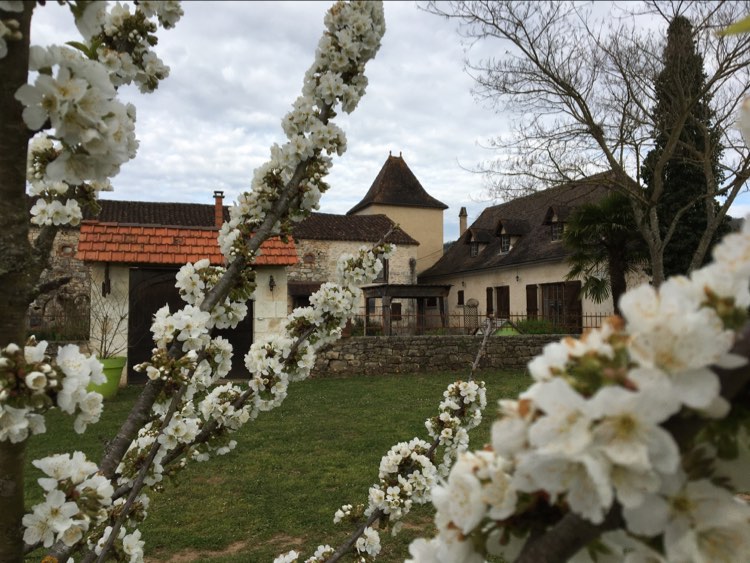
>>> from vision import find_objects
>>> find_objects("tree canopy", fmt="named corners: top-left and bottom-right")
top-left (425, 0), bottom-right (750, 285)
top-left (641, 15), bottom-right (731, 277)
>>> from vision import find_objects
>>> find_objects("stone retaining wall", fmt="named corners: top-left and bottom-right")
top-left (311, 335), bottom-right (562, 377)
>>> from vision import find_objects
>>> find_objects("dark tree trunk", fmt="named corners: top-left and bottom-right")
top-left (0, 4), bottom-right (35, 561)
top-left (608, 254), bottom-right (627, 316)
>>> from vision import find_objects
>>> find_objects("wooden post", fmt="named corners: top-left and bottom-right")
top-left (383, 295), bottom-right (392, 336)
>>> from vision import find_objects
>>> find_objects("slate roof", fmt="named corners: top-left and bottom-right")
top-left (347, 154), bottom-right (448, 214)
top-left (92, 200), bottom-right (230, 226)
top-left (419, 175), bottom-right (613, 280)
top-left (497, 219), bottom-right (531, 236)
top-left (72, 199), bottom-right (418, 244)
top-left (77, 223), bottom-right (297, 266)
top-left (290, 212), bottom-right (418, 245)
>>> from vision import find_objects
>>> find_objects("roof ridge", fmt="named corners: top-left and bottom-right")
top-left (481, 172), bottom-right (614, 212)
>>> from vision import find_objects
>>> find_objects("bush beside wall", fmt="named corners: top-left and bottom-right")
top-left (311, 335), bottom-right (562, 377)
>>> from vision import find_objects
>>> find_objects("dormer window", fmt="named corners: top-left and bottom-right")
top-left (500, 234), bottom-right (511, 253)
top-left (550, 222), bottom-right (564, 241)
top-left (470, 241), bottom-right (479, 257)
top-left (543, 206), bottom-right (568, 242)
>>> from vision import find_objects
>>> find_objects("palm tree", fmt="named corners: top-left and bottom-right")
top-left (564, 191), bottom-right (648, 315)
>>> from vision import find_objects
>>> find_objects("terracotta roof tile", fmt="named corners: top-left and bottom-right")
top-left (77, 223), bottom-right (297, 267)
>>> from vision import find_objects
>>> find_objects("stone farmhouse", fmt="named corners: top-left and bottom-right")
top-left (418, 174), bottom-right (619, 333)
top-left (29, 155), bottom-right (625, 380)
top-left (29, 153), bottom-right (443, 380)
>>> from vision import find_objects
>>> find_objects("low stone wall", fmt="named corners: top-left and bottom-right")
top-left (311, 334), bottom-right (562, 377)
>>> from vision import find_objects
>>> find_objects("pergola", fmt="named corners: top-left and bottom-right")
top-left (361, 283), bottom-right (452, 336)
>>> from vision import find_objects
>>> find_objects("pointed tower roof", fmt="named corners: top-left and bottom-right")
top-left (347, 153), bottom-right (448, 215)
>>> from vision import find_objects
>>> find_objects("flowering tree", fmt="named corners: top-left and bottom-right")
top-left (0, 1), bottom-right (401, 561)
top-left (4, 2), bottom-right (750, 563)
top-left (1, 0), bottom-right (185, 559)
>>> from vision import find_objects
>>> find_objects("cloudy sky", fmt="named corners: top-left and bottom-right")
top-left (29, 1), bottom-right (750, 241)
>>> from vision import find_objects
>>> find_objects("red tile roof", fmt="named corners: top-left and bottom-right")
top-left (77, 222), bottom-right (298, 266)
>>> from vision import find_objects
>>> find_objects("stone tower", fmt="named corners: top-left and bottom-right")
top-left (348, 153), bottom-right (447, 273)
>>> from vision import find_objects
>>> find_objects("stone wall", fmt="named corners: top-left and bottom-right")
top-left (27, 226), bottom-right (91, 339)
top-left (289, 238), bottom-right (418, 286)
top-left (311, 334), bottom-right (562, 377)
top-left (288, 238), bottom-right (419, 316)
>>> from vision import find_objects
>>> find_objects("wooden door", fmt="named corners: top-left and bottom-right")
top-left (128, 267), bottom-right (253, 382)
top-left (495, 286), bottom-right (510, 319)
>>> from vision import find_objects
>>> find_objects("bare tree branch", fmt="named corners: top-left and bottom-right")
top-left (423, 0), bottom-right (750, 284)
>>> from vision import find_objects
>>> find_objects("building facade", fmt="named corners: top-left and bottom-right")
top-left (419, 175), bottom-right (633, 333)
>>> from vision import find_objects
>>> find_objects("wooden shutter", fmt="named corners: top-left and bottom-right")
top-left (486, 287), bottom-right (494, 315)
top-left (526, 284), bottom-right (538, 319)
top-left (496, 286), bottom-right (510, 318)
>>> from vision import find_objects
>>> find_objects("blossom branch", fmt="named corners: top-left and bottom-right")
top-left (295, 319), bottom-right (495, 563)
top-left (95, 103), bottom-right (336, 484)
top-left (325, 509), bottom-right (383, 563)
top-left (513, 323), bottom-right (750, 563)
top-left (90, 384), bottom-right (189, 563)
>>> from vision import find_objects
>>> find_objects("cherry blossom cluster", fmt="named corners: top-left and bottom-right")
top-left (19, 49), bottom-right (136, 225)
top-left (217, 1), bottom-right (385, 263)
top-left (23, 452), bottom-right (113, 549)
top-left (355, 526), bottom-right (382, 559)
top-left (174, 259), bottom-right (252, 329)
top-left (425, 380), bottom-right (487, 476)
top-left (407, 219), bottom-right (750, 562)
top-left (333, 503), bottom-right (355, 524)
top-left (73, 1), bottom-right (181, 92)
top-left (13, 0), bottom-right (180, 228)
top-left (336, 247), bottom-right (390, 287)
top-left (274, 545), bottom-right (335, 563)
top-left (366, 439), bottom-right (437, 530)
top-left (0, 340), bottom-right (104, 442)
top-left (94, 525), bottom-right (144, 563)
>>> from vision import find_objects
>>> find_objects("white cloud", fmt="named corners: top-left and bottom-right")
top-left (28, 1), bottom-right (749, 242)
top-left (28, 1), bottom-right (504, 241)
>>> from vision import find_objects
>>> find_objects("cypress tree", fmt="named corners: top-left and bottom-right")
top-left (641, 16), bottom-right (730, 277)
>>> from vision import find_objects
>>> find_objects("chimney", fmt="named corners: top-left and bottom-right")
top-left (459, 206), bottom-right (468, 237)
top-left (213, 190), bottom-right (224, 228)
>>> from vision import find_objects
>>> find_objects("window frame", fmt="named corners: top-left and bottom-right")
top-left (374, 258), bottom-right (390, 283)
top-left (500, 234), bottom-right (511, 253)
top-left (550, 222), bottom-right (564, 241)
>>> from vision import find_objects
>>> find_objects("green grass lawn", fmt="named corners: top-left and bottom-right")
top-left (24, 370), bottom-right (531, 562)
